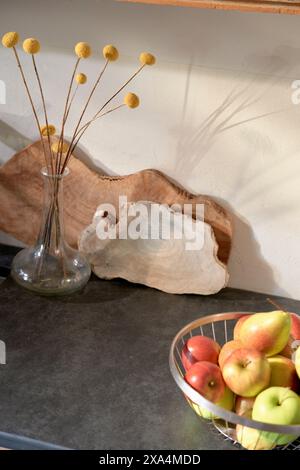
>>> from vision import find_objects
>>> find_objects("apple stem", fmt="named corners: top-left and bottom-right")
top-left (266, 298), bottom-right (287, 312)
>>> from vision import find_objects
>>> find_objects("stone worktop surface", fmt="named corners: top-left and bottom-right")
top-left (0, 245), bottom-right (299, 449)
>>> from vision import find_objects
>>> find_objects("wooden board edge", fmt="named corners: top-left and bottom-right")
top-left (118, 0), bottom-right (300, 15)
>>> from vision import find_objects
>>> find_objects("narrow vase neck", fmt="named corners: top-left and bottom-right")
top-left (37, 168), bottom-right (69, 251)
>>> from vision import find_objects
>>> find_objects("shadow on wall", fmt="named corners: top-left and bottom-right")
top-left (69, 140), bottom-right (112, 176)
top-left (0, 118), bottom-right (32, 157)
top-left (0, 52), bottom-right (295, 298)
top-left (0, 93), bottom-right (289, 298)
top-left (0, 117), bottom-right (110, 176)
top-left (169, 60), bottom-right (296, 298)
top-left (172, 72), bottom-right (286, 180)
top-left (245, 45), bottom-right (300, 79)
top-left (216, 197), bottom-right (290, 298)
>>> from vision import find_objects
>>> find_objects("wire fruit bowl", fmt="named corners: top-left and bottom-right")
top-left (169, 312), bottom-right (300, 450)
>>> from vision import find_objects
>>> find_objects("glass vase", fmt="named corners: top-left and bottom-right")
top-left (11, 168), bottom-right (91, 295)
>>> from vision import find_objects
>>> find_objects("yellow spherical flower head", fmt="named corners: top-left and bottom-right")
top-left (41, 124), bottom-right (56, 137)
top-left (124, 93), bottom-right (140, 109)
top-left (75, 42), bottom-right (91, 59)
top-left (103, 45), bottom-right (119, 62)
top-left (2, 32), bottom-right (19, 48)
top-left (76, 73), bottom-right (87, 85)
top-left (139, 52), bottom-right (156, 66)
top-left (51, 141), bottom-right (69, 154)
top-left (23, 38), bottom-right (40, 54)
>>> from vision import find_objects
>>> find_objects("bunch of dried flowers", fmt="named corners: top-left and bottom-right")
top-left (2, 31), bottom-right (155, 176)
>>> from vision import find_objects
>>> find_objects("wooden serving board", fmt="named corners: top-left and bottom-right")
top-left (79, 202), bottom-right (229, 294)
top-left (0, 140), bottom-right (232, 264)
top-left (120, 0), bottom-right (300, 15)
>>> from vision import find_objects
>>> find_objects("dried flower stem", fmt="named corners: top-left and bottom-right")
top-left (75, 59), bottom-right (108, 134)
top-left (65, 84), bottom-right (79, 123)
top-left (89, 64), bottom-right (145, 129)
top-left (61, 64), bottom-right (145, 173)
top-left (56, 57), bottom-right (80, 173)
top-left (60, 104), bottom-right (125, 174)
top-left (61, 59), bottom-right (109, 173)
top-left (32, 55), bottom-right (54, 174)
top-left (46, 56), bottom-right (80, 250)
top-left (12, 47), bottom-right (51, 172)
top-left (75, 104), bottom-right (125, 145)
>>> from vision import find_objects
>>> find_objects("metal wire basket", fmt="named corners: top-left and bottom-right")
top-left (169, 312), bottom-right (300, 450)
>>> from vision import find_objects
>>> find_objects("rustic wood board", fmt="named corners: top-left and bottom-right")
top-left (0, 140), bottom-right (232, 264)
top-left (120, 0), bottom-right (300, 15)
top-left (79, 201), bottom-right (229, 294)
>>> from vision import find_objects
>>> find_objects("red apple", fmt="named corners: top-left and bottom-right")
top-left (181, 335), bottom-right (220, 371)
top-left (235, 396), bottom-right (255, 418)
top-left (222, 348), bottom-right (271, 397)
top-left (268, 355), bottom-right (300, 392)
top-left (279, 336), bottom-right (294, 358)
top-left (233, 315), bottom-right (251, 340)
top-left (296, 346), bottom-right (300, 379)
top-left (218, 340), bottom-right (243, 369)
top-left (191, 386), bottom-right (235, 420)
top-left (185, 361), bottom-right (225, 402)
top-left (291, 313), bottom-right (300, 340)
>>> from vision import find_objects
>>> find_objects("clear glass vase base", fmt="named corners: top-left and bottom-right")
top-left (10, 167), bottom-right (91, 296)
top-left (11, 246), bottom-right (91, 296)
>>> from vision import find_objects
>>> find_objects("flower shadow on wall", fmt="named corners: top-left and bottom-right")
top-left (174, 72), bottom-right (285, 177)
top-left (170, 66), bottom-right (295, 298)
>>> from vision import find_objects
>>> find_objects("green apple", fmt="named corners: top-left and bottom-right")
top-left (236, 425), bottom-right (275, 450)
top-left (252, 387), bottom-right (300, 445)
top-left (191, 386), bottom-right (235, 420)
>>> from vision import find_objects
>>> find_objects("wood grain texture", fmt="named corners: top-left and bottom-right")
top-left (0, 140), bottom-right (232, 264)
top-left (79, 201), bottom-right (229, 294)
top-left (119, 0), bottom-right (300, 15)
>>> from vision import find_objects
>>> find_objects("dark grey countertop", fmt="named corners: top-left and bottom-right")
top-left (0, 246), bottom-right (300, 450)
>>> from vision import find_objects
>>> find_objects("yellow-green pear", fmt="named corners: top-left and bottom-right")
top-left (239, 311), bottom-right (291, 357)
top-left (236, 424), bottom-right (276, 450)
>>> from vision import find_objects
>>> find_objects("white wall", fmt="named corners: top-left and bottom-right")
top-left (1, 0), bottom-right (300, 299)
